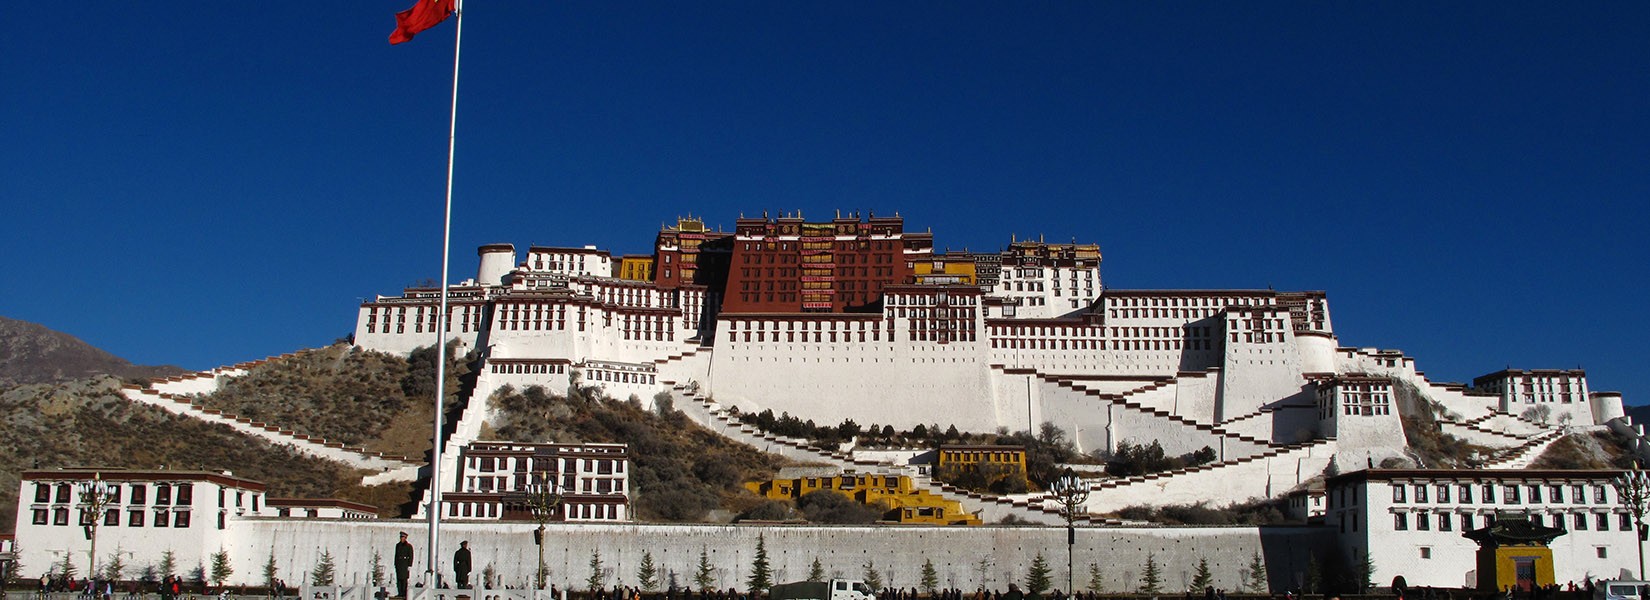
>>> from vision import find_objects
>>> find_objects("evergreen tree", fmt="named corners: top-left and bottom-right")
top-left (1025, 553), bottom-right (1052, 597)
top-left (57, 553), bottom-right (77, 580)
top-left (747, 535), bottom-right (773, 592)
top-left (862, 561), bottom-right (883, 592)
top-left (370, 551), bottom-right (386, 587)
top-left (1137, 554), bottom-right (1161, 594)
top-left (1190, 557), bottom-right (1213, 591)
top-left (974, 557), bottom-right (994, 590)
top-left (1240, 551), bottom-right (1267, 594)
top-left (311, 550), bottom-right (336, 586)
top-left (1086, 564), bottom-right (1103, 593)
top-left (808, 558), bottom-right (826, 583)
top-left (263, 551), bottom-right (278, 589)
top-left (638, 552), bottom-right (660, 592)
top-left (190, 565), bottom-right (206, 586)
top-left (587, 550), bottom-right (606, 592)
top-left (210, 550), bottom-right (233, 587)
top-left (1355, 552), bottom-right (1374, 593)
top-left (159, 551), bottom-right (177, 580)
top-left (920, 559), bottom-right (939, 596)
top-left (694, 547), bottom-right (716, 590)
top-left (104, 551), bottom-right (127, 581)
top-left (1302, 556), bottom-right (1320, 595)
top-left (140, 565), bottom-right (158, 586)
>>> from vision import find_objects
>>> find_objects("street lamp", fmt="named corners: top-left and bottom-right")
top-left (525, 471), bottom-right (563, 592)
top-left (1613, 463), bottom-right (1650, 580)
top-left (77, 473), bottom-right (117, 580)
top-left (1049, 468), bottom-right (1090, 594)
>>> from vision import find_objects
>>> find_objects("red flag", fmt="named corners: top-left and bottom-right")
top-left (389, 0), bottom-right (455, 45)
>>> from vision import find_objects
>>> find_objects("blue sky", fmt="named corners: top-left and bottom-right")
top-left (3, 3), bottom-right (1645, 403)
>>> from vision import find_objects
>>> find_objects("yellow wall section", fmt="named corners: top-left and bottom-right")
top-left (745, 473), bottom-right (981, 526)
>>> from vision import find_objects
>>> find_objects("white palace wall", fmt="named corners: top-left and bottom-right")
top-left (709, 334), bottom-right (998, 431)
top-left (226, 520), bottom-right (1330, 594)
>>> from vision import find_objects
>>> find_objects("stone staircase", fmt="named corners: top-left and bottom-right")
top-left (119, 356), bottom-right (424, 484)
top-left (1037, 371), bottom-right (1280, 450)
top-left (662, 380), bottom-right (1099, 526)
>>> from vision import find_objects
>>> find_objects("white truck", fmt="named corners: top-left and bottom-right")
top-left (769, 579), bottom-right (875, 600)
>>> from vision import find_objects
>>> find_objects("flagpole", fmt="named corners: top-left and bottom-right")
top-left (428, 0), bottom-right (464, 590)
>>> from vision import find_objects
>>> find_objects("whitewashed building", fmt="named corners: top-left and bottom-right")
top-left (13, 468), bottom-right (269, 580)
top-left (1325, 468), bottom-right (1646, 588)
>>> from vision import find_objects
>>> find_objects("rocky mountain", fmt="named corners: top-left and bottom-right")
top-left (0, 316), bottom-right (185, 385)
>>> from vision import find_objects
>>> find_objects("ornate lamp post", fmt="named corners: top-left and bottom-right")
top-left (1049, 468), bottom-right (1090, 594)
top-left (78, 473), bottom-right (118, 580)
top-left (525, 471), bottom-right (563, 592)
top-left (1613, 463), bottom-right (1650, 580)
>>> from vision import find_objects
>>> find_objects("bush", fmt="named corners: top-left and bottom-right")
top-left (797, 490), bottom-right (885, 524)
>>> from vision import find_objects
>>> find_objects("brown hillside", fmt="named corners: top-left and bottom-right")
top-left (0, 376), bottom-right (413, 534)
top-left (0, 316), bottom-right (186, 385)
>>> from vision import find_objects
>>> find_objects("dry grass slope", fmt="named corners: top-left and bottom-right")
top-left (489, 383), bottom-right (793, 522)
top-left (0, 376), bottom-right (413, 534)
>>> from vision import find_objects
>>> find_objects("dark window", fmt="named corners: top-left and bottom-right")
top-left (1394, 513), bottom-right (1408, 530)
top-left (32, 509), bottom-right (47, 525)
top-left (1575, 513), bottom-right (1589, 530)
top-left (128, 510), bottom-right (144, 527)
top-left (155, 484), bottom-right (171, 505)
top-left (104, 509), bottom-right (119, 527)
top-left (154, 510), bottom-right (169, 528)
top-left (130, 485), bottom-right (147, 505)
top-left (174, 511), bottom-right (191, 528)
top-left (34, 484), bottom-right (49, 503)
top-left (56, 484), bottom-right (72, 503)
top-left (1598, 513), bottom-right (1610, 531)
top-left (176, 485), bottom-right (192, 506)
top-left (53, 507), bottom-right (68, 526)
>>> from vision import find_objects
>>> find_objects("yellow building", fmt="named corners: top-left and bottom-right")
top-left (936, 444), bottom-right (1027, 472)
top-left (912, 254), bottom-right (978, 286)
top-left (745, 471), bottom-right (981, 526)
top-left (617, 255), bottom-right (655, 281)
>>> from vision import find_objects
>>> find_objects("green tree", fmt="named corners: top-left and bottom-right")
top-left (370, 551), bottom-right (386, 587)
top-left (57, 553), bottom-right (77, 580)
top-left (920, 559), bottom-right (939, 596)
top-left (863, 561), bottom-right (884, 592)
top-left (210, 550), bottom-right (233, 587)
top-left (1302, 555), bottom-right (1321, 594)
top-left (1240, 551), bottom-right (1267, 594)
top-left (694, 547), bottom-right (716, 590)
top-left (104, 551), bottom-right (127, 581)
top-left (1086, 564), bottom-right (1103, 593)
top-left (974, 557), bottom-right (994, 590)
top-left (808, 558), bottom-right (826, 583)
top-left (638, 552), bottom-right (660, 592)
top-left (159, 551), bottom-right (177, 580)
top-left (1137, 554), bottom-right (1161, 594)
top-left (1190, 557), bottom-right (1213, 591)
top-left (1025, 553), bottom-right (1052, 597)
top-left (311, 550), bottom-right (336, 586)
top-left (587, 550), bottom-right (606, 592)
top-left (263, 551), bottom-right (278, 589)
top-left (1354, 551), bottom-right (1374, 593)
top-left (747, 536), bottom-right (773, 592)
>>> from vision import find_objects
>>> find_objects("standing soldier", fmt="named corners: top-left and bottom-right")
top-left (395, 532), bottom-right (415, 598)
top-left (453, 541), bottom-right (472, 589)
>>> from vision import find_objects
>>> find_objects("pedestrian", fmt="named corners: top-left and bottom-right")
top-left (453, 541), bottom-right (472, 589)
top-left (394, 531), bottom-right (415, 599)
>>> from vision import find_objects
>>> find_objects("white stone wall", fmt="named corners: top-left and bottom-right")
top-left (217, 519), bottom-right (1326, 594)
top-left (1080, 440), bottom-right (1335, 514)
